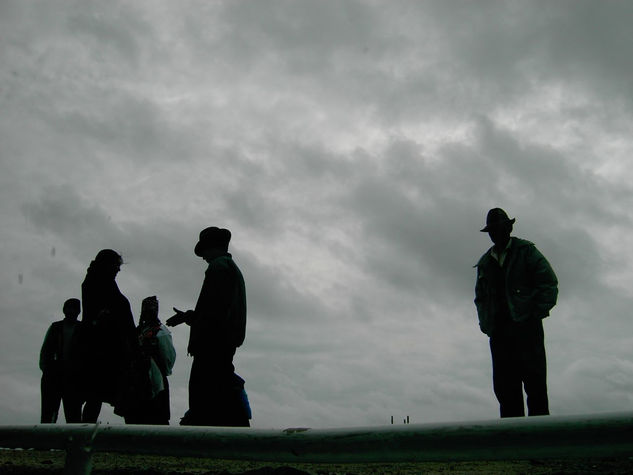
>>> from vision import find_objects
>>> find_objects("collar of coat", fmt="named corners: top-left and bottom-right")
top-left (205, 252), bottom-right (232, 264)
top-left (475, 237), bottom-right (534, 268)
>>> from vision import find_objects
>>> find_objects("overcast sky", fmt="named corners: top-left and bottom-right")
top-left (2, 0), bottom-right (633, 429)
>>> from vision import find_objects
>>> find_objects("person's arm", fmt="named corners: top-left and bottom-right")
top-left (167, 258), bottom-right (235, 329)
top-left (39, 325), bottom-right (55, 371)
top-left (474, 264), bottom-right (492, 335)
top-left (527, 246), bottom-right (559, 317)
top-left (166, 308), bottom-right (194, 327)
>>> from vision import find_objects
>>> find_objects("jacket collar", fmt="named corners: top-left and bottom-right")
top-left (204, 252), bottom-right (232, 264)
top-left (475, 237), bottom-right (532, 267)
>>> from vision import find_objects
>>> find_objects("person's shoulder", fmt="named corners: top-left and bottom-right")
top-left (512, 237), bottom-right (535, 248)
top-left (512, 238), bottom-right (543, 256)
top-left (217, 254), bottom-right (234, 265)
top-left (475, 247), bottom-right (493, 267)
top-left (206, 254), bottom-right (236, 273)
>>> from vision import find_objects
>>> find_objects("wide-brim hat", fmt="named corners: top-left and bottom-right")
top-left (480, 208), bottom-right (515, 232)
top-left (194, 227), bottom-right (231, 256)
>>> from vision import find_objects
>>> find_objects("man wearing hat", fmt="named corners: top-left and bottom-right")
top-left (167, 227), bottom-right (249, 426)
top-left (474, 208), bottom-right (558, 418)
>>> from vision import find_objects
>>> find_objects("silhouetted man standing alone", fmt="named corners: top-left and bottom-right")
top-left (168, 227), bottom-right (249, 426)
top-left (39, 298), bottom-right (82, 423)
top-left (474, 208), bottom-right (558, 418)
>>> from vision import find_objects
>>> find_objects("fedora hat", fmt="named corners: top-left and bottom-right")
top-left (194, 227), bottom-right (231, 256)
top-left (480, 208), bottom-right (515, 232)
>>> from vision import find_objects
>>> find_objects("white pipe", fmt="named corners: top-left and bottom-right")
top-left (0, 412), bottom-right (632, 473)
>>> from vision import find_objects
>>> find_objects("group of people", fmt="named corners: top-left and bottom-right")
top-left (39, 226), bottom-right (250, 426)
top-left (41, 209), bottom-right (558, 424)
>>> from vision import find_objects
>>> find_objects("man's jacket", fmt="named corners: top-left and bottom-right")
top-left (188, 254), bottom-right (247, 357)
top-left (474, 237), bottom-right (558, 337)
top-left (39, 320), bottom-right (82, 372)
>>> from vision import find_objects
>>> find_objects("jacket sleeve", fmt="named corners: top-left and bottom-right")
top-left (474, 262), bottom-right (493, 336)
top-left (39, 324), bottom-right (56, 372)
top-left (526, 245), bottom-right (558, 318)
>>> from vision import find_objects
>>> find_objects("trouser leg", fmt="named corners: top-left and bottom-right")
top-left (188, 350), bottom-right (236, 426)
top-left (62, 394), bottom-right (83, 423)
top-left (149, 389), bottom-right (170, 425)
top-left (520, 319), bottom-right (549, 416)
top-left (490, 334), bottom-right (525, 418)
top-left (156, 376), bottom-right (171, 424)
top-left (41, 373), bottom-right (62, 423)
top-left (81, 400), bottom-right (102, 423)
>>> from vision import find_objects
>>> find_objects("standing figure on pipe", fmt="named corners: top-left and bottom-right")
top-left (474, 208), bottom-right (558, 418)
top-left (39, 298), bottom-right (83, 423)
top-left (126, 295), bottom-right (176, 425)
top-left (168, 227), bottom-right (250, 427)
top-left (80, 249), bottom-right (137, 422)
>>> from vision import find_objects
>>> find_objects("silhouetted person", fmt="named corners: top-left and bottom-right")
top-left (80, 249), bottom-right (137, 422)
top-left (125, 296), bottom-right (176, 424)
top-left (39, 298), bottom-right (83, 423)
top-left (167, 227), bottom-right (250, 426)
top-left (474, 208), bottom-right (558, 418)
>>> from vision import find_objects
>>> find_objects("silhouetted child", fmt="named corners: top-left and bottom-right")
top-left (125, 296), bottom-right (176, 424)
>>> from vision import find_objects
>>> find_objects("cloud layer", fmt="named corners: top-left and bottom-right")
top-left (2, 0), bottom-right (633, 428)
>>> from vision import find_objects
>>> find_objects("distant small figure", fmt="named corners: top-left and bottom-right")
top-left (80, 249), bottom-right (137, 422)
top-left (125, 296), bottom-right (176, 425)
top-left (474, 208), bottom-right (558, 418)
top-left (167, 227), bottom-right (250, 427)
top-left (39, 298), bottom-right (83, 423)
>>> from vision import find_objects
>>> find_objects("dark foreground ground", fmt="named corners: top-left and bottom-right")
top-left (1, 450), bottom-right (633, 474)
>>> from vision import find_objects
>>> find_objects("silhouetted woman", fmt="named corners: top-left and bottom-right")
top-left (80, 249), bottom-right (136, 422)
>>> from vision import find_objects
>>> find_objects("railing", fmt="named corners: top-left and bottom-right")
top-left (1, 412), bottom-right (633, 475)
